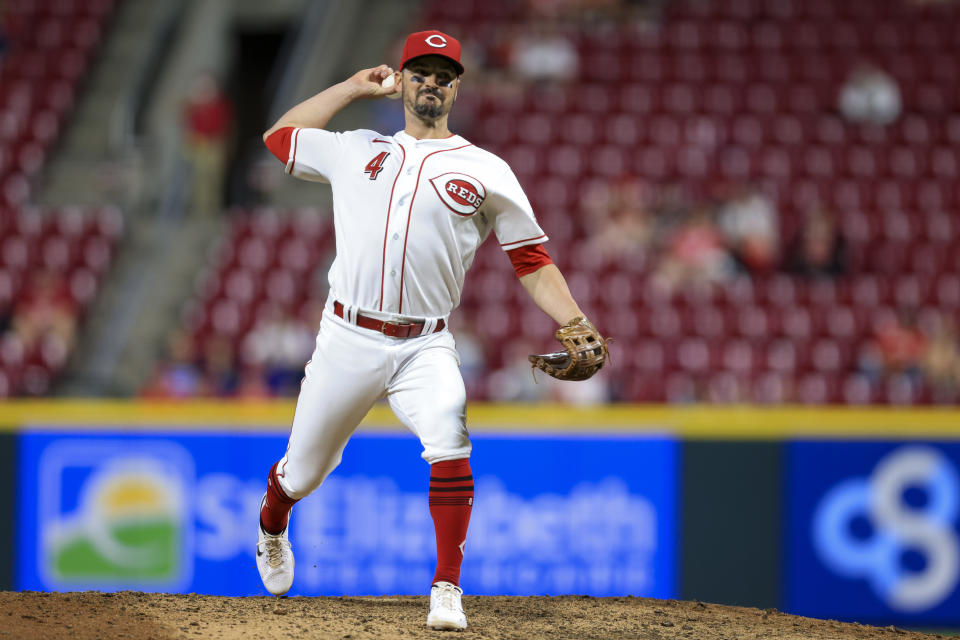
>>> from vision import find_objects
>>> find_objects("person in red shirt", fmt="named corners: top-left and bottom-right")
top-left (875, 309), bottom-right (927, 376)
top-left (860, 308), bottom-right (927, 386)
top-left (182, 72), bottom-right (233, 215)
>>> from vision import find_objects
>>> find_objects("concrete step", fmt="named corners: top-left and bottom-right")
top-left (42, 0), bottom-right (171, 201)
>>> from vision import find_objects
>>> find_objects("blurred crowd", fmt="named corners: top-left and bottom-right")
top-left (142, 301), bottom-right (322, 399)
top-left (580, 176), bottom-right (845, 288)
top-left (858, 307), bottom-right (960, 403)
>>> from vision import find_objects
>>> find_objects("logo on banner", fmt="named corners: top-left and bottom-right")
top-left (37, 440), bottom-right (194, 590)
top-left (812, 446), bottom-right (960, 612)
top-left (429, 172), bottom-right (486, 216)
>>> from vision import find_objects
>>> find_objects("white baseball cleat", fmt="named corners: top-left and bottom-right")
top-left (256, 497), bottom-right (294, 596)
top-left (426, 581), bottom-right (467, 631)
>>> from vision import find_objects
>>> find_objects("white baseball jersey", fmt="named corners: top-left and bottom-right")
top-left (281, 128), bottom-right (547, 319)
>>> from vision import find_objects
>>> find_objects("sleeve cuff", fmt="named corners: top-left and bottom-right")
top-left (264, 127), bottom-right (297, 172)
top-left (507, 243), bottom-right (553, 277)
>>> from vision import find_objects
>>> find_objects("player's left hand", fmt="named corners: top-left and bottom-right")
top-left (529, 316), bottom-right (609, 381)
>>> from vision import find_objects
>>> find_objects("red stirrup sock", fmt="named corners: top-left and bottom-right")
top-left (429, 458), bottom-right (474, 586)
top-left (260, 461), bottom-right (298, 535)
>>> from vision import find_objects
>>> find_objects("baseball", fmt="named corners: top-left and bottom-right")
top-left (381, 74), bottom-right (401, 99)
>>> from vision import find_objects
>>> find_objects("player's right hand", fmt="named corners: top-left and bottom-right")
top-left (347, 65), bottom-right (399, 100)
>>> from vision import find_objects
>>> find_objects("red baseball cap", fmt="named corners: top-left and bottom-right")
top-left (400, 30), bottom-right (464, 75)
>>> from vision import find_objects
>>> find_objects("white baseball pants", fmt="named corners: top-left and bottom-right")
top-left (274, 308), bottom-right (471, 499)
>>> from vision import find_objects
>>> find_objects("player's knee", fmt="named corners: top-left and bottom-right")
top-left (418, 407), bottom-right (471, 463)
top-left (423, 399), bottom-right (466, 436)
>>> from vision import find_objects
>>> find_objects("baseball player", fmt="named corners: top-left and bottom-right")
top-left (256, 30), bottom-right (608, 630)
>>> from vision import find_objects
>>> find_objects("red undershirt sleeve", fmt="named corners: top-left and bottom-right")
top-left (264, 127), bottom-right (296, 163)
top-left (506, 243), bottom-right (553, 277)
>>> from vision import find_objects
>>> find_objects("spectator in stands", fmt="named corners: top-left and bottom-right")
top-left (142, 329), bottom-right (205, 398)
top-left (838, 63), bottom-right (902, 126)
top-left (922, 316), bottom-right (960, 399)
top-left (785, 206), bottom-right (848, 278)
top-left (860, 308), bottom-right (927, 384)
top-left (652, 205), bottom-right (734, 291)
top-left (202, 333), bottom-right (239, 397)
top-left (182, 72), bottom-right (233, 215)
top-left (718, 185), bottom-right (779, 275)
top-left (509, 20), bottom-right (579, 84)
top-left (242, 305), bottom-right (314, 396)
top-left (586, 176), bottom-right (654, 259)
top-left (11, 270), bottom-right (77, 354)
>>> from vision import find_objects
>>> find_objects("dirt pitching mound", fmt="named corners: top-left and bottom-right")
top-left (0, 591), bottom-right (948, 640)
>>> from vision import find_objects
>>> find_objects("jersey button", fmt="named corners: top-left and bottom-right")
top-left (390, 269), bottom-right (397, 276)
top-left (393, 233), bottom-right (399, 240)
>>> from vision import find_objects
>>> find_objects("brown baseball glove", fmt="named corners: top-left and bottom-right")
top-left (528, 316), bottom-right (609, 381)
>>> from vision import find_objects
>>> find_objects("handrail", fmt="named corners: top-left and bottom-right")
top-left (108, 0), bottom-right (186, 154)
top-left (267, 0), bottom-right (330, 123)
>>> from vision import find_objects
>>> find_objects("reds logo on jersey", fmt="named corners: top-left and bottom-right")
top-left (429, 172), bottom-right (486, 216)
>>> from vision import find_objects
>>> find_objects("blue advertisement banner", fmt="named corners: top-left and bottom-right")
top-left (786, 441), bottom-right (960, 625)
top-left (18, 430), bottom-right (677, 598)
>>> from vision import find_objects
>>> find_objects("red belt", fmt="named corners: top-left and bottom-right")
top-left (333, 301), bottom-right (445, 339)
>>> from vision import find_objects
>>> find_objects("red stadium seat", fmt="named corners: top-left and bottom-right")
top-left (736, 305), bottom-right (770, 339)
top-left (722, 338), bottom-right (762, 374)
top-left (819, 305), bottom-right (856, 339)
top-left (934, 274), bottom-right (960, 309)
top-left (751, 371), bottom-right (790, 404)
top-left (516, 114), bottom-right (555, 146)
top-left (796, 373), bottom-right (837, 405)
top-left (841, 374), bottom-right (877, 405)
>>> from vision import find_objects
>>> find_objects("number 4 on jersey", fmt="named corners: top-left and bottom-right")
top-left (364, 152), bottom-right (390, 180)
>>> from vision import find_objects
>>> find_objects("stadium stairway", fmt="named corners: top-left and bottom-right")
top-left (53, 0), bottom-right (235, 395)
top-left (36, 0), bottom-right (174, 209)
